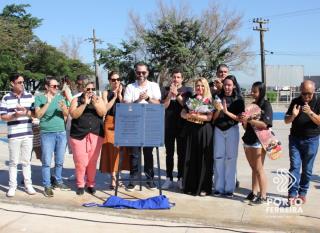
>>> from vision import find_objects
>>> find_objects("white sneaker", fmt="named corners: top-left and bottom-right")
top-left (7, 187), bottom-right (16, 197)
top-left (25, 185), bottom-right (36, 195)
top-left (177, 179), bottom-right (183, 190)
top-left (161, 178), bottom-right (173, 190)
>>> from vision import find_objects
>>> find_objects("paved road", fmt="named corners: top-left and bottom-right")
top-left (0, 120), bottom-right (319, 232)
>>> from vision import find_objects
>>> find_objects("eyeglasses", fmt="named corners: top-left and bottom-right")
top-left (302, 92), bottom-right (313, 96)
top-left (50, 85), bottom-right (60, 89)
top-left (136, 71), bottom-right (147, 76)
top-left (86, 87), bottom-right (96, 91)
top-left (15, 81), bottom-right (24, 85)
top-left (110, 78), bottom-right (121, 83)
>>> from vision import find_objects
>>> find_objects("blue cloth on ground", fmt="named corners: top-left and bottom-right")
top-left (83, 195), bottom-right (173, 209)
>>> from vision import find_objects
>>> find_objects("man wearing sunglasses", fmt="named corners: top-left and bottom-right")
top-left (285, 80), bottom-right (320, 205)
top-left (0, 73), bottom-right (36, 197)
top-left (124, 62), bottom-right (161, 191)
top-left (34, 76), bottom-right (70, 197)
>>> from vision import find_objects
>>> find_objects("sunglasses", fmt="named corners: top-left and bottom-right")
top-left (86, 87), bottom-right (96, 91)
top-left (136, 71), bottom-right (147, 75)
top-left (15, 81), bottom-right (24, 85)
top-left (50, 85), bottom-right (60, 89)
top-left (110, 78), bottom-right (121, 83)
top-left (302, 92), bottom-right (313, 96)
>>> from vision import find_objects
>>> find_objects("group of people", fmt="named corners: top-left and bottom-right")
top-left (1, 62), bottom-right (319, 206)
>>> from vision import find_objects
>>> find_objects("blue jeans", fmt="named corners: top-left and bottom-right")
top-left (288, 135), bottom-right (319, 197)
top-left (41, 131), bottom-right (67, 187)
top-left (214, 125), bottom-right (239, 194)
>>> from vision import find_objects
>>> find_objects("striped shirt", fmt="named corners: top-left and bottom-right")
top-left (0, 91), bottom-right (34, 139)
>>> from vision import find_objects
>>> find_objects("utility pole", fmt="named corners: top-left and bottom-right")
top-left (86, 29), bottom-right (102, 90)
top-left (253, 18), bottom-right (269, 86)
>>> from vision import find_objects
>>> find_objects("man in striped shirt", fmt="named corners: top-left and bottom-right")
top-left (0, 73), bottom-right (36, 197)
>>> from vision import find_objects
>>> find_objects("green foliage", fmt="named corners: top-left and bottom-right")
top-left (266, 91), bottom-right (277, 103)
top-left (0, 4), bottom-right (92, 91)
top-left (97, 41), bottom-right (139, 85)
top-left (98, 2), bottom-right (251, 86)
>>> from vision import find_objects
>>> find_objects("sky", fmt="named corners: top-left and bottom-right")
top-left (1, 0), bottom-right (320, 87)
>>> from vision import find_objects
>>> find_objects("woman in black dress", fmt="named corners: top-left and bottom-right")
top-left (180, 78), bottom-right (213, 196)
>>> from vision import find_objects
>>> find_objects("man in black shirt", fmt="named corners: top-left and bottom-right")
top-left (285, 80), bottom-right (320, 204)
top-left (161, 69), bottom-right (192, 190)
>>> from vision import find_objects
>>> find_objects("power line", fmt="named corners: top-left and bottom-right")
top-left (244, 7), bottom-right (320, 26)
top-left (264, 7), bottom-right (320, 19)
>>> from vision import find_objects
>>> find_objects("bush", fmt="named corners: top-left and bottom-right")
top-left (267, 91), bottom-right (277, 102)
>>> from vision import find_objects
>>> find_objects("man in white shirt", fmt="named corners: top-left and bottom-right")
top-left (124, 62), bottom-right (161, 191)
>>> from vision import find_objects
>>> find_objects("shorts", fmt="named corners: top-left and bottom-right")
top-left (243, 141), bottom-right (262, 149)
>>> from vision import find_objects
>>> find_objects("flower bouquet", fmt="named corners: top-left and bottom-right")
top-left (185, 95), bottom-right (214, 124)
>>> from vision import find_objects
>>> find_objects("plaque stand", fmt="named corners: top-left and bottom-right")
top-left (114, 147), bottom-right (162, 196)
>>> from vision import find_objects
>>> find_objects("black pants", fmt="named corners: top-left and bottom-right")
top-left (165, 129), bottom-right (186, 179)
top-left (129, 147), bottom-right (154, 180)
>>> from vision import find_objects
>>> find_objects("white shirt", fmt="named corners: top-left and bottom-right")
top-left (124, 80), bottom-right (161, 104)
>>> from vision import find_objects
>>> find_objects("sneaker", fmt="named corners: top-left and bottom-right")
top-left (244, 192), bottom-right (255, 202)
top-left (250, 196), bottom-right (267, 205)
top-left (224, 192), bottom-right (234, 198)
top-left (86, 187), bottom-right (96, 195)
top-left (25, 185), bottom-right (36, 195)
top-left (161, 178), bottom-right (173, 190)
top-left (199, 191), bottom-right (207, 197)
top-left (53, 183), bottom-right (71, 191)
top-left (126, 183), bottom-right (136, 192)
top-left (6, 187), bottom-right (16, 197)
top-left (76, 188), bottom-right (84, 195)
top-left (177, 179), bottom-right (183, 190)
top-left (213, 191), bottom-right (222, 197)
top-left (146, 180), bottom-right (157, 190)
top-left (44, 187), bottom-right (54, 197)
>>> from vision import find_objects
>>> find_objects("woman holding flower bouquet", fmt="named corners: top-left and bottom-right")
top-left (180, 78), bottom-right (214, 196)
top-left (212, 75), bottom-right (245, 197)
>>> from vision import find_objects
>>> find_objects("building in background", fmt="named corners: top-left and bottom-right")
top-left (266, 65), bottom-right (304, 90)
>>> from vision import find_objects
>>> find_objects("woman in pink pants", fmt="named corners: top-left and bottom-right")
top-left (69, 81), bottom-right (107, 195)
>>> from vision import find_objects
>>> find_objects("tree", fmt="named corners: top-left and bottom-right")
top-left (98, 1), bottom-right (252, 86)
top-left (0, 4), bottom-right (93, 90)
top-left (97, 41), bottom-right (140, 85)
top-left (58, 36), bottom-right (83, 60)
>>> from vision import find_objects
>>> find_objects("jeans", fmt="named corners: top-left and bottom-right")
top-left (8, 137), bottom-right (33, 188)
top-left (41, 131), bottom-right (67, 187)
top-left (288, 135), bottom-right (319, 197)
top-left (129, 147), bottom-right (154, 181)
top-left (164, 129), bottom-right (185, 179)
top-left (214, 125), bottom-right (239, 194)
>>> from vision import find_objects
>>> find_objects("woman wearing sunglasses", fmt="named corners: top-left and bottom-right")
top-left (69, 80), bottom-right (107, 195)
top-left (34, 77), bottom-right (70, 197)
top-left (100, 71), bottom-right (130, 189)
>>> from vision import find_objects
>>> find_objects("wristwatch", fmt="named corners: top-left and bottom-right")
top-left (146, 96), bottom-right (150, 102)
